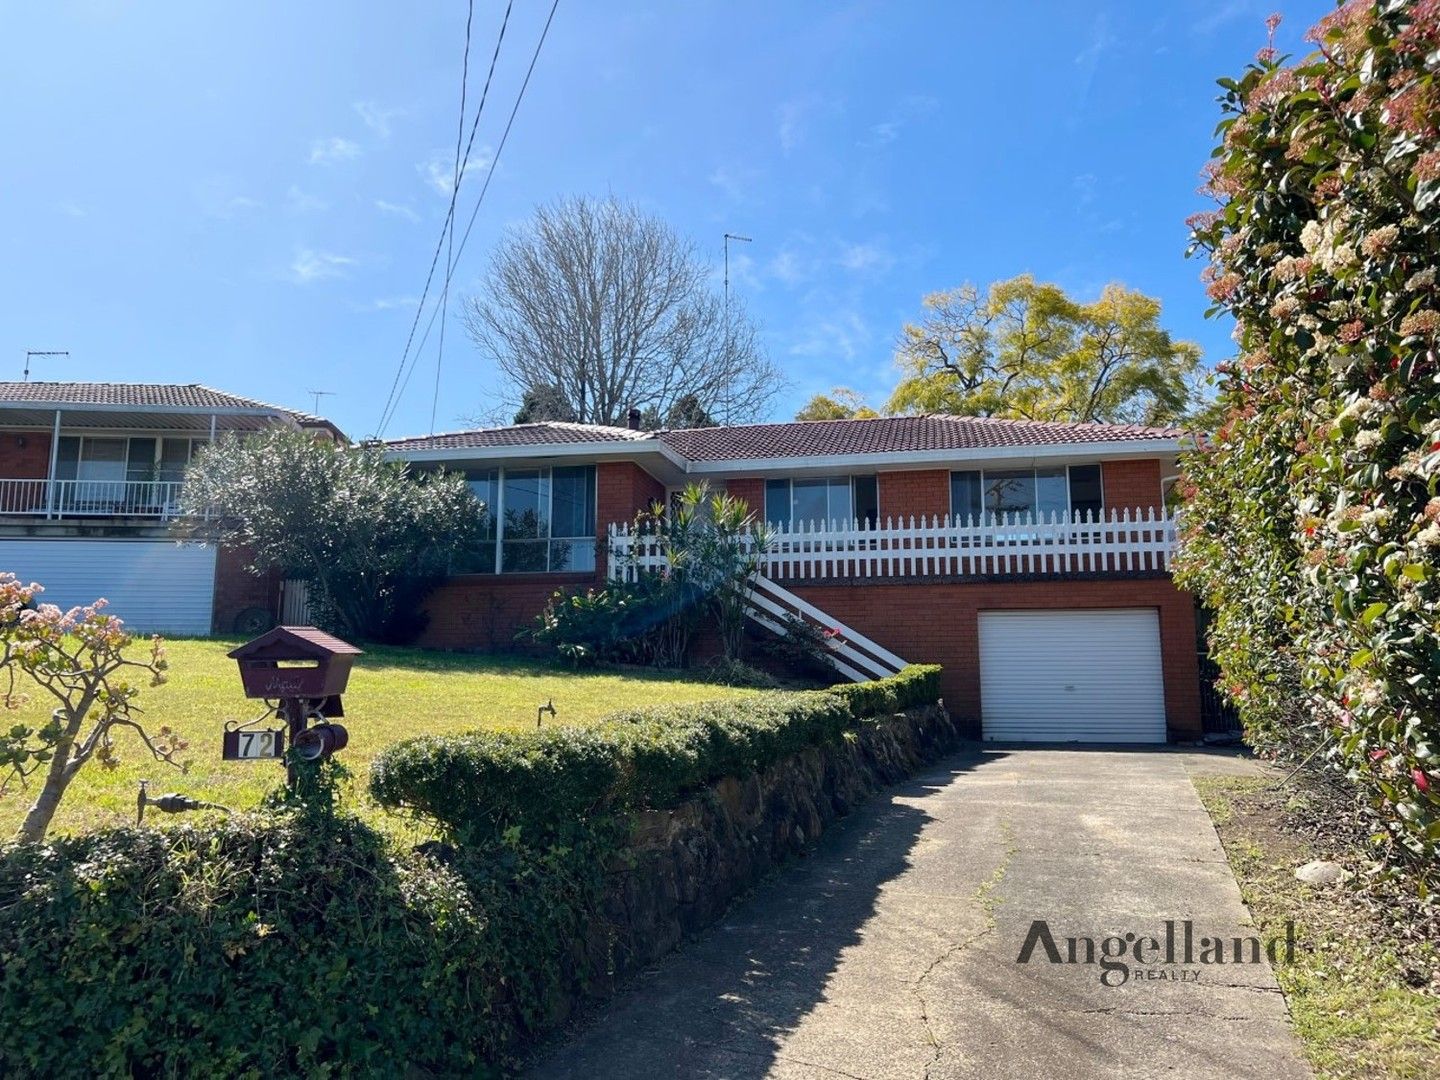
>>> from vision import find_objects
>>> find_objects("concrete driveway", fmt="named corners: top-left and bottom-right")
top-left (526, 748), bottom-right (1310, 1080)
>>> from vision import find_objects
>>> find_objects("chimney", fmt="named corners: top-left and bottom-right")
top-left (626, 406), bottom-right (642, 430)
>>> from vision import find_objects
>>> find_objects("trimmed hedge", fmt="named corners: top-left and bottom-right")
top-left (0, 810), bottom-right (605, 1077)
top-left (370, 664), bottom-right (942, 845)
top-left (1, 666), bottom-right (943, 1077)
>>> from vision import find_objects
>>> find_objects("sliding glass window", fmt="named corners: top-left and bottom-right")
top-left (456, 465), bottom-right (596, 574)
top-left (949, 464), bottom-right (1104, 522)
top-left (765, 476), bottom-right (878, 529)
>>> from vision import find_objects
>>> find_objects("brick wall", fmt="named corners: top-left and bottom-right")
top-left (723, 477), bottom-right (765, 515)
top-left (1101, 459), bottom-right (1164, 514)
top-left (597, 460), bottom-right (665, 532)
top-left (419, 573), bottom-right (596, 649)
top-left (0, 431), bottom-right (56, 513)
top-left (787, 576), bottom-right (1201, 741)
top-left (211, 544), bottom-right (280, 634)
top-left (878, 469), bottom-right (949, 520)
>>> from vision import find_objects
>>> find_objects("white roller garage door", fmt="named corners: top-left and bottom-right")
top-left (979, 609), bottom-right (1166, 743)
top-left (0, 539), bottom-right (217, 635)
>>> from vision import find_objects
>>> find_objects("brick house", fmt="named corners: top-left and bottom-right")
top-left (0, 382), bottom-right (344, 635)
top-left (385, 414), bottom-right (1205, 744)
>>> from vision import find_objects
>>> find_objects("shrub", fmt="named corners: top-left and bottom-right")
top-left (371, 665), bottom-right (943, 845)
top-left (532, 482), bottom-right (769, 667)
top-left (1180, 3), bottom-right (1440, 876)
top-left (0, 810), bottom-right (605, 1076)
top-left (176, 431), bottom-right (483, 644)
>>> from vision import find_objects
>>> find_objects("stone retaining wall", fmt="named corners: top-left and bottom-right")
top-left (589, 702), bottom-right (962, 991)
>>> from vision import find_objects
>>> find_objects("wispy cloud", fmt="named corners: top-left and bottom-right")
top-left (768, 248), bottom-right (809, 287)
top-left (837, 241), bottom-right (894, 275)
top-left (285, 185), bottom-right (328, 214)
top-left (788, 309), bottom-right (871, 362)
top-left (418, 148), bottom-right (492, 196)
top-left (375, 199), bottom-right (420, 222)
top-left (354, 101), bottom-right (402, 139)
top-left (708, 163), bottom-right (760, 202)
top-left (289, 248), bottom-right (356, 284)
top-left (351, 295), bottom-right (419, 312)
top-left (309, 136), bottom-right (361, 165)
top-left (861, 94), bottom-right (939, 148)
top-left (775, 94), bottom-right (841, 154)
top-left (1192, 0), bottom-right (1256, 36)
top-left (57, 201), bottom-right (87, 218)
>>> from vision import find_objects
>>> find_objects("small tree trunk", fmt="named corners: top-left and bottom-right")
top-left (15, 732), bottom-right (76, 844)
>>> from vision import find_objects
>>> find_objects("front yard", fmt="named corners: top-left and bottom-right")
top-left (0, 638), bottom-right (757, 838)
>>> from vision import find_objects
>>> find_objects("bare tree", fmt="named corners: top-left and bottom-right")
top-left (462, 196), bottom-right (781, 427)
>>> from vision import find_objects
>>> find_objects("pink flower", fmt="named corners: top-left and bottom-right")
top-left (1415, 769), bottom-right (1431, 793)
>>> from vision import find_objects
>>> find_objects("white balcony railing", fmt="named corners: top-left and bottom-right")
top-left (0, 478), bottom-right (187, 521)
top-left (608, 507), bottom-right (1178, 581)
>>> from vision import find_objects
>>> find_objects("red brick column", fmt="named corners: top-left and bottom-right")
top-left (723, 477), bottom-right (765, 517)
top-left (878, 469), bottom-right (951, 522)
top-left (1101, 459), bottom-right (1164, 514)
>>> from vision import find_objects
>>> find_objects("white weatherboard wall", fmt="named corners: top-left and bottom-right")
top-left (0, 539), bottom-right (217, 635)
top-left (978, 609), bottom-right (1166, 743)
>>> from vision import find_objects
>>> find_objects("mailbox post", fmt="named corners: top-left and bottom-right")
top-left (227, 626), bottom-right (363, 787)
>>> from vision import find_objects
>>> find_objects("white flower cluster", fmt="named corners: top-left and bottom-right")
top-left (1299, 213), bottom-right (1359, 274)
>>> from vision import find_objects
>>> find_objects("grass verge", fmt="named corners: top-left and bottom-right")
top-left (1193, 774), bottom-right (1439, 1079)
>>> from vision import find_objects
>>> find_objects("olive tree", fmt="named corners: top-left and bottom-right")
top-left (175, 432), bottom-right (483, 643)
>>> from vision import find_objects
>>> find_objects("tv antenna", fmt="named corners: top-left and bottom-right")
top-left (306, 389), bottom-right (335, 414)
top-left (24, 350), bottom-right (68, 382)
top-left (723, 233), bottom-right (752, 310)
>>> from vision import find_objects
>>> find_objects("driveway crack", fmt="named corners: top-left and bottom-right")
top-left (911, 819), bottom-right (1018, 1079)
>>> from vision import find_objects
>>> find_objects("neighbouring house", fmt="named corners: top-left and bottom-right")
top-left (384, 413), bottom-right (1209, 745)
top-left (0, 382), bottom-right (344, 635)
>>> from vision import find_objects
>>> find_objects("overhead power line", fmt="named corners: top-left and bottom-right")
top-left (377, 0), bottom-right (561, 439)
top-left (375, 0), bottom-right (514, 437)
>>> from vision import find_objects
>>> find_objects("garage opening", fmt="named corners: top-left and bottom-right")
top-left (0, 538), bottom-right (218, 636)
top-left (978, 609), bottom-right (1166, 743)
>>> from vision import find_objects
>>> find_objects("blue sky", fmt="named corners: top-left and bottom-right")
top-left (0, 1), bottom-right (1332, 440)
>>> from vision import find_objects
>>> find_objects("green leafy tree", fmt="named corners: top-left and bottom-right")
top-left (1178, 4), bottom-right (1440, 876)
top-left (888, 274), bottom-right (1203, 424)
top-left (176, 432), bottom-right (483, 644)
top-left (513, 383), bottom-right (577, 424)
top-left (663, 393), bottom-right (715, 429)
top-left (795, 388), bottom-right (879, 421)
top-left (0, 575), bottom-right (177, 843)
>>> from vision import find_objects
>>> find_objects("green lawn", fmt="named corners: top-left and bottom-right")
top-left (0, 638), bottom-right (756, 839)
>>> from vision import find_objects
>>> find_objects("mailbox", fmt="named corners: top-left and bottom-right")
top-left (227, 626), bottom-right (363, 701)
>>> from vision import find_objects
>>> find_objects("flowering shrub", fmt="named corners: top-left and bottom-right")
top-left (1179, 3), bottom-right (1440, 878)
top-left (0, 573), bottom-right (177, 843)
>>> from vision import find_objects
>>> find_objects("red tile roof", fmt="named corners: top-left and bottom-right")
top-left (383, 421), bottom-right (655, 452)
top-left (0, 381), bottom-right (332, 424)
top-left (659, 415), bottom-right (1184, 462)
top-left (383, 415), bottom-right (1184, 461)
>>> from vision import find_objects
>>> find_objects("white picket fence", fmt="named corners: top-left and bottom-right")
top-left (608, 507), bottom-right (1178, 582)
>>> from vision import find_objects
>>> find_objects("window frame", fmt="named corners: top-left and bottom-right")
top-left (457, 464), bottom-right (597, 575)
top-left (948, 464), bottom-right (1106, 523)
top-left (764, 475), bottom-right (878, 530)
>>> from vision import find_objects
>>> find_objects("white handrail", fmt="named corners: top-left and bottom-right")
top-left (0, 478), bottom-right (187, 520)
top-left (608, 507), bottom-right (1178, 582)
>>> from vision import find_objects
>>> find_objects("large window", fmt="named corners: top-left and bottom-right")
top-left (765, 475), bottom-right (878, 529)
top-left (950, 464), bottom-right (1104, 522)
top-left (455, 465), bottom-right (596, 574)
